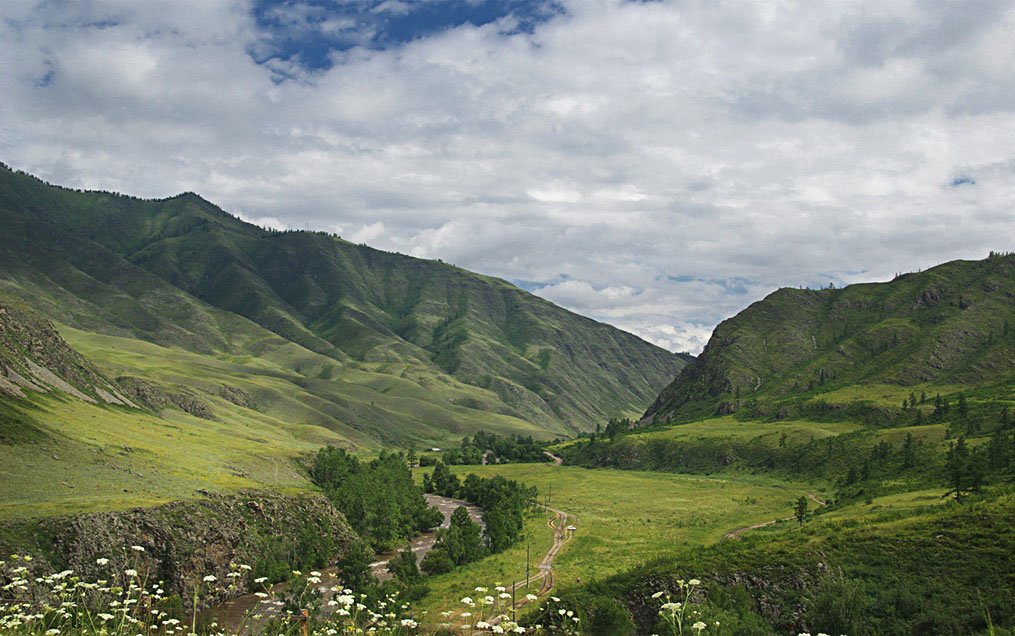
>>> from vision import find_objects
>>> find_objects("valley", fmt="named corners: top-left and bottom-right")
top-left (0, 166), bottom-right (1011, 635)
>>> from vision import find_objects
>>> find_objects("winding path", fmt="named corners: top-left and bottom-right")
top-left (724, 492), bottom-right (827, 540)
top-left (543, 451), bottom-right (563, 466)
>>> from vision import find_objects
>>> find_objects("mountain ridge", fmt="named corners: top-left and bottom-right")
top-left (0, 163), bottom-right (688, 445)
top-left (643, 253), bottom-right (1014, 423)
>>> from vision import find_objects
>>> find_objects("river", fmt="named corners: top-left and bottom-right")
top-left (205, 494), bottom-right (482, 631)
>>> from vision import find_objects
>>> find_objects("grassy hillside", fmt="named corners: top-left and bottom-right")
top-left (547, 488), bottom-right (1012, 635)
top-left (0, 163), bottom-right (687, 448)
top-left (644, 253), bottom-right (1014, 423)
top-left (541, 254), bottom-right (1015, 634)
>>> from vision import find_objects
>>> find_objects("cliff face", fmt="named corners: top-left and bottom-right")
top-left (0, 299), bottom-right (136, 406)
top-left (0, 491), bottom-right (362, 608)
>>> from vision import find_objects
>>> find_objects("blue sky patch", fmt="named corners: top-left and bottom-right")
top-left (251, 0), bottom-right (564, 70)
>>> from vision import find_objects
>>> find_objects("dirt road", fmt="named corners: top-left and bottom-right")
top-left (724, 492), bottom-right (827, 540)
top-left (543, 451), bottom-right (563, 465)
top-left (505, 505), bottom-right (576, 610)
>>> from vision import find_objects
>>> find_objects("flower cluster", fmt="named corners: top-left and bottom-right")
top-left (437, 585), bottom-right (578, 635)
top-left (2, 554), bottom-right (582, 635)
top-left (652, 578), bottom-right (708, 636)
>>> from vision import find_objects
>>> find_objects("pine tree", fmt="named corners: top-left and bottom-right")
top-left (902, 433), bottom-right (915, 470)
top-left (794, 496), bottom-right (809, 525)
top-left (431, 460), bottom-right (459, 497)
top-left (987, 427), bottom-right (1011, 471)
top-left (946, 436), bottom-right (971, 501)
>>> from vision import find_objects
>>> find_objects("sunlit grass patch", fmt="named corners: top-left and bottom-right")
top-left (433, 465), bottom-right (824, 589)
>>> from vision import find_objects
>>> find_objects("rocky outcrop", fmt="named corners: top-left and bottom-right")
top-left (117, 376), bottom-right (216, 420)
top-left (0, 491), bottom-right (363, 608)
top-left (0, 299), bottom-right (137, 407)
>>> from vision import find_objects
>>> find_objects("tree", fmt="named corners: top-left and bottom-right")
top-left (387, 545), bottom-right (421, 582)
top-left (424, 506), bottom-right (486, 572)
top-left (794, 496), bottom-right (809, 525)
top-left (946, 436), bottom-right (971, 501)
top-left (901, 433), bottom-right (915, 470)
top-left (987, 427), bottom-right (1011, 471)
top-left (419, 548), bottom-right (454, 575)
top-left (337, 542), bottom-right (375, 591)
top-left (431, 460), bottom-right (459, 497)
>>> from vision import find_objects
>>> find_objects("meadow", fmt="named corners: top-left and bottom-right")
top-left (618, 416), bottom-right (863, 445)
top-left (0, 393), bottom-right (322, 519)
top-left (409, 463), bottom-right (826, 621)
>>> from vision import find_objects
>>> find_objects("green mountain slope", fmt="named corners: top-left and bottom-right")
top-left (0, 163), bottom-right (687, 446)
top-left (644, 254), bottom-right (1015, 423)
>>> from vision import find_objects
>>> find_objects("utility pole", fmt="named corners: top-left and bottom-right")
top-left (525, 541), bottom-right (530, 589)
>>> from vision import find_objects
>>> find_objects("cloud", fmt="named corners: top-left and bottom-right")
top-left (2, 0), bottom-right (1014, 354)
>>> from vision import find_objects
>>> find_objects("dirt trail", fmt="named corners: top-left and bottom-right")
top-left (502, 505), bottom-right (576, 612)
top-left (724, 492), bottom-right (827, 540)
top-left (543, 451), bottom-right (563, 466)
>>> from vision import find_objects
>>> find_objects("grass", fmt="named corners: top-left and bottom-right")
top-left (568, 488), bottom-right (1015, 635)
top-left (810, 383), bottom-right (968, 408)
top-left (60, 325), bottom-right (558, 448)
top-left (621, 416), bottom-right (863, 446)
top-left (410, 463), bottom-right (826, 621)
top-left (0, 393), bottom-right (323, 518)
top-left (412, 509), bottom-right (557, 621)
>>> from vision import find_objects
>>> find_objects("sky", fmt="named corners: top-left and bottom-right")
top-left (2, 0), bottom-right (1014, 354)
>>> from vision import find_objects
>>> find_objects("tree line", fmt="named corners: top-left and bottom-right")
top-left (420, 460), bottom-right (539, 574)
top-left (426, 431), bottom-right (551, 465)
top-left (560, 408), bottom-right (1014, 504)
top-left (311, 447), bottom-right (443, 552)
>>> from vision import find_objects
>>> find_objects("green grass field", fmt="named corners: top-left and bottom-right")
top-left (0, 393), bottom-right (325, 518)
top-left (622, 416), bottom-right (863, 445)
top-left (411, 463), bottom-right (827, 621)
top-left (810, 383), bottom-right (967, 408)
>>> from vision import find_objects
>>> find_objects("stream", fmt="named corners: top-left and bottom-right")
top-left (205, 494), bottom-right (482, 631)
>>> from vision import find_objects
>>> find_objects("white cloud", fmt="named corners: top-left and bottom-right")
top-left (348, 221), bottom-right (386, 243)
top-left (2, 0), bottom-right (1014, 354)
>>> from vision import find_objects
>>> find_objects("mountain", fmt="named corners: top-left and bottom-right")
top-left (0, 163), bottom-right (688, 446)
top-left (644, 254), bottom-right (1015, 422)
